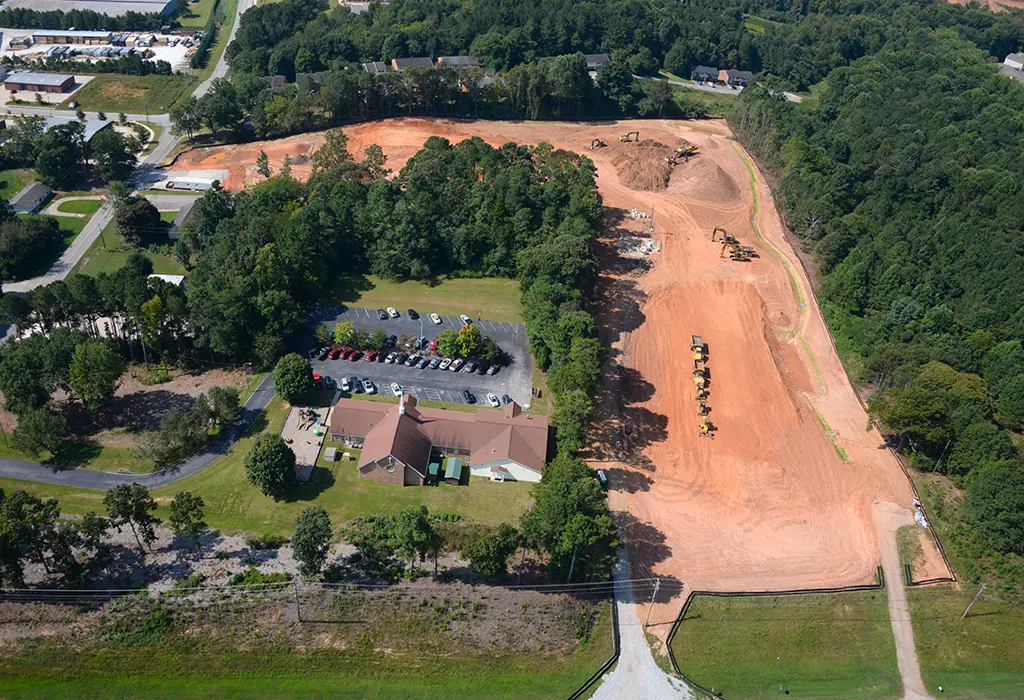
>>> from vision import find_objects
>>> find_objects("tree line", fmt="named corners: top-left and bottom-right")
top-left (730, 13), bottom-right (1024, 562)
top-left (0, 7), bottom-right (177, 31)
top-left (7, 53), bottom-right (175, 78)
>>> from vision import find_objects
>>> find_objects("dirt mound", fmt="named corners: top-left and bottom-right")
top-left (669, 157), bottom-right (740, 201)
top-left (611, 140), bottom-right (674, 191)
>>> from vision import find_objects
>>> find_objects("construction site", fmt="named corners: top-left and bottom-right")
top-left (163, 117), bottom-right (948, 618)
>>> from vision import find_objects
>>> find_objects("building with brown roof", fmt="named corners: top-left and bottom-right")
top-left (329, 395), bottom-right (549, 485)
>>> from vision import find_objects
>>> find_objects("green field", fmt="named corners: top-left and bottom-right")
top-left (179, 0), bottom-right (220, 27)
top-left (909, 585), bottom-right (1024, 698)
top-left (332, 275), bottom-right (523, 324)
top-left (0, 602), bottom-right (612, 699)
top-left (62, 75), bottom-right (193, 114)
top-left (191, 0), bottom-right (239, 84)
top-left (77, 215), bottom-right (186, 277)
top-left (0, 397), bottom-right (533, 534)
top-left (55, 198), bottom-right (102, 215)
top-left (0, 168), bottom-right (33, 199)
top-left (670, 592), bottom-right (902, 698)
top-left (138, 121), bottom-right (163, 155)
top-left (0, 441), bottom-right (154, 474)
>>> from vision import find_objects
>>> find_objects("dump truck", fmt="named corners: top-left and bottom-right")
top-left (691, 335), bottom-right (705, 362)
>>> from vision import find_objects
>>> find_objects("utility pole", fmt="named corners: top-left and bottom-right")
top-left (962, 583), bottom-right (987, 620)
top-left (643, 579), bottom-right (661, 628)
top-left (567, 544), bottom-right (578, 583)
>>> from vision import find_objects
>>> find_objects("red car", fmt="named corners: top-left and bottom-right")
top-left (349, 350), bottom-right (363, 361)
top-left (429, 338), bottom-right (438, 351)
top-left (328, 347), bottom-right (342, 360)
top-left (364, 350), bottom-right (377, 361)
top-left (339, 347), bottom-right (353, 360)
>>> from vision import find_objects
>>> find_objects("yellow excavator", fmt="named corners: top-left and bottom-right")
top-left (619, 131), bottom-right (640, 143)
top-left (676, 144), bottom-right (698, 157)
top-left (590, 138), bottom-right (606, 149)
top-left (699, 415), bottom-right (713, 438)
top-left (711, 227), bottom-right (736, 244)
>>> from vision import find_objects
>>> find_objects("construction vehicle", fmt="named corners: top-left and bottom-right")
top-left (740, 245), bottom-right (758, 258)
top-left (619, 131), bottom-right (640, 143)
top-left (721, 242), bottom-right (751, 261)
top-left (691, 335), bottom-right (705, 362)
top-left (711, 227), bottom-right (736, 244)
top-left (699, 415), bottom-right (713, 438)
top-left (590, 138), bottom-right (606, 149)
top-left (675, 144), bottom-right (698, 157)
top-left (697, 399), bottom-right (708, 415)
top-left (693, 360), bottom-right (707, 389)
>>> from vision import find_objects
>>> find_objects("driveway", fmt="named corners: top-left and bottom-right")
top-left (311, 306), bottom-right (534, 408)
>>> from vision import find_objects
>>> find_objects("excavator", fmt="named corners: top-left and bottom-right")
top-left (676, 144), bottom-right (698, 157)
top-left (721, 242), bottom-right (750, 261)
top-left (711, 227), bottom-right (736, 244)
top-left (619, 131), bottom-right (640, 143)
top-left (590, 138), bottom-right (606, 149)
top-left (699, 415), bottom-right (714, 438)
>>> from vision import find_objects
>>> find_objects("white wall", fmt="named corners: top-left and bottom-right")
top-left (471, 459), bottom-right (542, 483)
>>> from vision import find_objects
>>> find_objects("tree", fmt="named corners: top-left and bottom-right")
top-left (169, 96), bottom-right (202, 142)
top-left (109, 182), bottom-right (163, 246)
top-left (456, 323), bottom-right (482, 357)
top-left (90, 127), bottom-right (141, 184)
top-left (462, 523), bottom-right (519, 578)
top-left (273, 353), bottom-right (313, 403)
top-left (209, 385), bottom-right (240, 425)
top-left (198, 79), bottom-right (242, 137)
top-left (361, 144), bottom-right (390, 179)
top-left (388, 505), bottom-right (437, 576)
top-left (946, 421), bottom-right (1016, 481)
top-left (964, 461), bottom-right (1024, 555)
top-left (168, 491), bottom-right (207, 551)
top-left (0, 488), bottom-right (61, 587)
top-left (314, 324), bottom-right (331, 347)
top-left (311, 128), bottom-right (352, 173)
top-left (333, 320), bottom-right (357, 346)
top-left (119, 112), bottom-right (128, 124)
top-left (244, 433), bottom-right (296, 499)
top-left (35, 121), bottom-right (85, 187)
top-left (256, 150), bottom-right (271, 178)
top-left (292, 505), bottom-right (332, 577)
top-left (436, 329), bottom-right (460, 357)
top-left (281, 154), bottom-right (292, 178)
top-left (11, 408), bottom-right (68, 458)
top-left (340, 515), bottom-right (397, 581)
top-left (367, 328), bottom-right (388, 350)
top-left (68, 339), bottom-right (124, 409)
top-left (103, 483), bottom-right (161, 553)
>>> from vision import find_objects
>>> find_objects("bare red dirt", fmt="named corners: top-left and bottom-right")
top-left (169, 118), bottom-right (950, 605)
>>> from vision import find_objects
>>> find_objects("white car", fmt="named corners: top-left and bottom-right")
top-left (449, 358), bottom-right (464, 372)
top-left (384, 351), bottom-right (397, 364)
top-left (340, 377), bottom-right (351, 392)
top-left (439, 358), bottom-right (452, 370)
top-left (459, 314), bottom-right (472, 326)
top-left (486, 393), bottom-right (500, 408)
top-left (362, 378), bottom-right (375, 394)
top-left (387, 307), bottom-right (399, 319)
top-left (430, 313), bottom-right (442, 324)
top-left (390, 382), bottom-right (402, 397)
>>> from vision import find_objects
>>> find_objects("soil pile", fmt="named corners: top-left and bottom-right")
top-left (611, 140), bottom-right (674, 191)
top-left (669, 157), bottom-right (740, 201)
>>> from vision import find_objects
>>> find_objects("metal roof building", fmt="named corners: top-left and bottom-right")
top-left (3, 0), bottom-right (175, 16)
top-left (41, 117), bottom-right (111, 143)
top-left (4, 71), bottom-right (76, 92)
top-left (9, 182), bottom-right (52, 214)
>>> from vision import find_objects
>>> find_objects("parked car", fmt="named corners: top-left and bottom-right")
top-left (405, 354), bottom-right (419, 366)
top-left (395, 353), bottom-right (408, 364)
top-left (318, 348), bottom-right (331, 361)
top-left (407, 309), bottom-right (419, 320)
top-left (429, 357), bottom-right (441, 369)
top-left (477, 364), bottom-right (490, 375)
top-left (384, 352), bottom-right (397, 364)
top-left (487, 364), bottom-right (500, 375)
top-left (328, 347), bottom-right (342, 360)
top-left (414, 337), bottom-right (423, 350)
top-left (362, 378), bottom-right (375, 393)
top-left (429, 338), bottom-right (438, 351)
top-left (439, 358), bottom-right (452, 370)
top-left (486, 393), bottom-right (500, 408)
top-left (418, 358), bottom-right (430, 369)
top-left (339, 347), bottom-right (353, 360)
top-left (377, 309), bottom-right (388, 320)
top-left (349, 350), bottom-right (363, 361)
top-left (340, 377), bottom-right (351, 392)
top-left (460, 314), bottom-right (472, 326)
top-left (307, 347), bottom-right (320, 359)
top-left (391, 382), bottom-right (402, 397)
top-left (387, 307), bottom-right (399, 319)
top-left (364, 350), bottom-right (377, 361)
top-left (430, 313), bottom-right (442, 324)
top-left (419, 336), bottom-right (428, 350)
top-left (386, 335), bottom-right (397, 347)
top-left (463, 361), bottom-right (477, 373)
top-left (377, 352), bottom-right (387, 362)
top-left (462, 389), bottom-right (475, 404)
top-left (449, 358), bottom-right (464, 372)
top-left (596, 470), bottom-right (609, 490)
top-left (350, 376), bottom-right (362, 393)
top-left (502, 394), bottom-right (512, 405)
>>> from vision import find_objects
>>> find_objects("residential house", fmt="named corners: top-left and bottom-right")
top-left (437, 56), bottom-right (480, 69)
top-left (9, 182), bottom-right (52, 214)
top-left (690, 65), bottom-right (718, 82)
top-left (362, 61), bottom-right (390, 75)
top-left (169, 200), bottom-right (195, 241)
top-left (391, 57), bottom-right (433, 74)
top-left (719, 69), bottom-right (754, 87)
top-left (584, 53), bottom-right (611, 70)
top-left (263, 75), bottom-right (287, 89)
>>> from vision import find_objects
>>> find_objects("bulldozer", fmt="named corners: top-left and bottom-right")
top-left (691, 335), bottom-right (705, 362)
top-left (698, 415), bottom-right (714, 438)
top-left (619, 131), bottom-right (640, 143)
top-left (590, 138), bottom-right (606, 149)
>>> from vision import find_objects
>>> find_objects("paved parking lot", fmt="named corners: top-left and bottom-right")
top-left (308, 305), bottom-right (534, 408)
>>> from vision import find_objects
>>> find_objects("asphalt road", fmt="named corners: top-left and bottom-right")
top-left (311, 306), bottom-right (534, 407)
top-left (0, 374), bottom-right (275, 490)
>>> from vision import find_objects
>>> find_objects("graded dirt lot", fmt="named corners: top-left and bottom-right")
top-left (168, 118), bottom-right (947, 604)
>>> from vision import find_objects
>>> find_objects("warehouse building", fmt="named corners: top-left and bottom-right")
top-left (1, 0), bottom-right (176, 16)
top-left (32, 30), bottom-right (112, 45)
top-left (4, 71), bottom-right (76, 93)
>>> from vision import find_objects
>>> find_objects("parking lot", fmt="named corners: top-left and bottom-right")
top-left (308, 305), bottom-right (534, 408)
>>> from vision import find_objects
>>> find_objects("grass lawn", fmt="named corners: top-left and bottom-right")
top-left (670, 592), bottom-right (902, 699)
top-left (347, 392), bottom-right (497, 414)
top-left (190, 0), bottom-right (239, 84)
top-left (332, 275), bottom-right (523, 324)
top-left (77, 217), bottom-right (185, 277)
top-left (55, 198), bottom-right (102, 215)
top-left (908, 585), bottom-right (1024, 698)
top-left (0, 602), bottom-right (612, 699)
top-left (62, 74), bottom-right (193, 114)
top-left (0, 167), bottom-right (33, 199)
top-left (179, 0), bottom-right (219, 27)
top-left (0, 441), bottom-right (154, 474)
top-left (138, 121), bottom-right (163, 155)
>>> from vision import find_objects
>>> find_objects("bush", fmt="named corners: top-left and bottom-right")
top-left (245, 533), bottom-right (288, 550)
top-left (228, 565), bottom-right (291, 586)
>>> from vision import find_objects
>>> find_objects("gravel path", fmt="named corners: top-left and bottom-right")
top-left (591, 550), bottom-right (692, 700)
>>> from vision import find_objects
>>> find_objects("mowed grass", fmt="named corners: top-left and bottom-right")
top-left (77, 216), bottom-right (185, 277)
top-left (670, 592), bottom-right (902, 699)
top-left (0, 168), bottom-right (33, 199)
top-left (62, 74), bottom-right (193, 114)
top-left (179, 0), bottom-right (218, 27)
top-left (55, 198), bottom-right (102, 215)
top-left (909, 585), bottom-right (1024, 698)
top-left (9, 213), bottom-right (90, 280)
top-left (333, 275), bottom-right (523, 324)
top-left (191, 0), bottom-right (239, 83)
top-left (0, 603), bottom-right (613, 699)
top-left (0, 397), bottom-right (532, 533)
top-left (0, 442), bottom-right (154, 474)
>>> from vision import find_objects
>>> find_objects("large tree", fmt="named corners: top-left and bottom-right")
top-left (90, 127), bottom-right (142, 184)
top-left (272, 353), bottom-right (313, 403)
top-left (68, 340), bottom-right (124, 409)
top-left (168, 491), bottom-right (208, 551)
top-left (292, 505), bottom-right (332, 577)
top-left (103, 483), bottom-right (161, 553)
top-left (244, 433), bottom-right (296, 499)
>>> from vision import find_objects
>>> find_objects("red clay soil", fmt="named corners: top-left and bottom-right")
top-left (167, 118), bottom-right (950, 606)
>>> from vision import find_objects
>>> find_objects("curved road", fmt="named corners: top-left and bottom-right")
top-left (0, 375), bottom-right (274, 489)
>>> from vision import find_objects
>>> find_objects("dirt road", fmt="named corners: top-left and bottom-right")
top-left (172, 118), bottom-right (947, 604)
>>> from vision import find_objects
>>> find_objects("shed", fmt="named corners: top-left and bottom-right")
top-left (437, 56), bottom-right (480, 69)
top-left (427, 461), bottom-right (441, 483)
top-left (584, 53), bottom-right (611, 70)
top-left (9, 182), bottom-right (52, 214)
top-left (443, 457), bottom-right (463, 485)
top-left (324, 446), bottom-right (338, 462)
